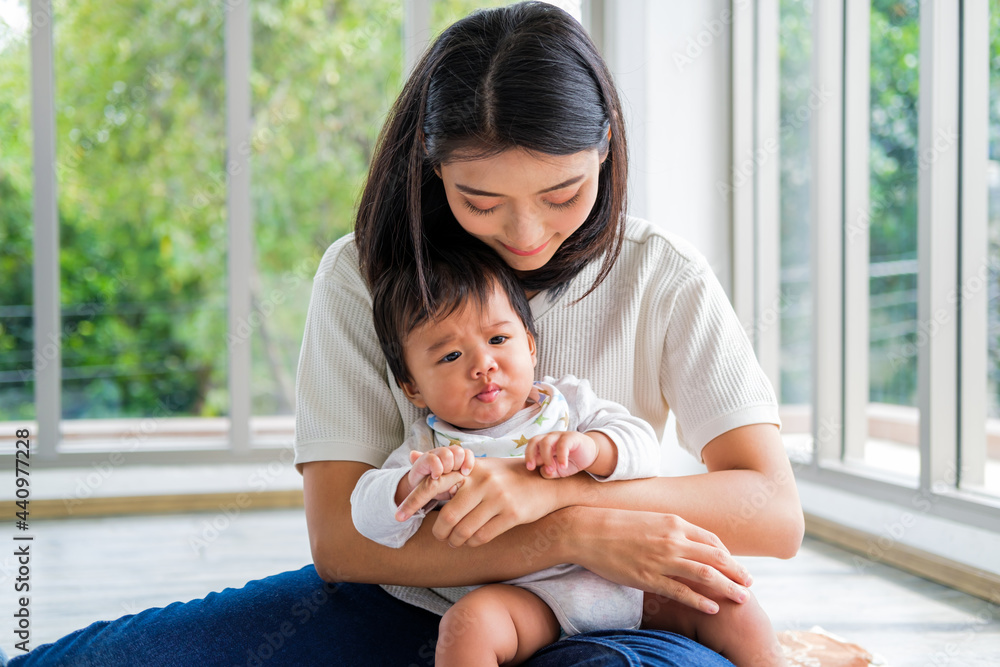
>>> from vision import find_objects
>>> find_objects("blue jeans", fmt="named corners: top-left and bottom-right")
top-left (10, 565), bottom-right (733, 666)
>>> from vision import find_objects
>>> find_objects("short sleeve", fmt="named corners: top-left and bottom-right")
top-left (293, 238), bottom-right (408, 470)
top-left (661, 261), bottom-right (781, 461)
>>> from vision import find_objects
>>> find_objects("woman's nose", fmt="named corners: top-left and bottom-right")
top-left (505, 208), bottom-right (545, 248)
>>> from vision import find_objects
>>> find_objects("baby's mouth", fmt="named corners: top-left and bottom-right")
top-left (475, 383), bottom-right (501, 403)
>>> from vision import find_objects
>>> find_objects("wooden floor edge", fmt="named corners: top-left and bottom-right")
top-left (25, 489), bottom-right (305, 519)
top-left (804, 512), bottom-right (1000, 605)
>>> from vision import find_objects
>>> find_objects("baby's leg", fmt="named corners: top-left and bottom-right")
top-left (436, 584), bottom-right (561, 667)
top-left (643, 579), bottom-right (786, 666)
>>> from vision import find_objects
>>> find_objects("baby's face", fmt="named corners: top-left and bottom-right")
top-left (400, 284), bottom-right (536, 430)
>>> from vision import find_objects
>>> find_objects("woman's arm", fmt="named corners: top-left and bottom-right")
top-left (304, 458), bottom-right (754, 612)
top-left (305, 459), bottom-right (574, 587)
top-left (400, 423), bottom-right (803, 559)
top-left (566, 423), bottom-right (804, 557)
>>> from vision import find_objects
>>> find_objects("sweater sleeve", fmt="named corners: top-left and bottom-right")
top-left (293, 237), bottom-right (409, 470)
top-left (548, 375), bottom-right (661, 482)
top-left (350, 422), bottom-right (436, 549)
top-left (660, 260), bottom-right (781, 461)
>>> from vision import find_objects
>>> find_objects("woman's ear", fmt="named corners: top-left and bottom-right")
top-left (400, 380), bottom-right (428, 409)
top-left (599, 116), bottom-right (614, 165)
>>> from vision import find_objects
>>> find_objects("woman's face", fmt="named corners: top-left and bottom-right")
top-left (438, 148), bottom-right (604, 272)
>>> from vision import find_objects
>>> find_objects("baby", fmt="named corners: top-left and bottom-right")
top-left (351, 243), bottom-right (785, 666)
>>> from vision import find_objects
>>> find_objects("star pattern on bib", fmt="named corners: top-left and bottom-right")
top-left (513, 434), bottom-right (530, 448)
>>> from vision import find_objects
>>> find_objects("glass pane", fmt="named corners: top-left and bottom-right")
top-left (54, 1), bottom-right (227, 442)
top-left (985, 0), bottom-right (1000, 496)
top-left (778, 0), bottom-right (813, 463)
top-left (0, 0), bottom-right (34, 425)
top-left (250, 1), bottom-right (405, 444)
top-left (864, 0), bottom-right (919, 480)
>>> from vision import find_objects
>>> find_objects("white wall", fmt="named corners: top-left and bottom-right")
top-left (602, 0), bottom-right (733, 473)
top-left (603, 0), bottom-right (733, 294)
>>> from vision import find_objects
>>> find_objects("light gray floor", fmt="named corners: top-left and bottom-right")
top-left (1, 509), bottom-right (998, 665)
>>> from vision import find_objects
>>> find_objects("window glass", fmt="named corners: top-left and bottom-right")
top-left (983, 0), bottom-right (1000, 495)
top-left (864, 0), bottom-right (920, 479)
top-left (0, 0), bottom-right (33, 424)
top-left (778, 0), bottom-right (813, 462)
top-left (54, 1), bottom-right (227, 434)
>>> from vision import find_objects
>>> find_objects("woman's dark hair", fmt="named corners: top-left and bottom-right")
top-left (355, 1), bottom-right (628, 306)
top-left (372, 239), bottom-right (536, 386)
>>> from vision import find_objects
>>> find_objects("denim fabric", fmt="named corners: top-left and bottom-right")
top-left (531, 630), bottom-right (736, 666)
top-left (9, 565), bottom-right (732, 666)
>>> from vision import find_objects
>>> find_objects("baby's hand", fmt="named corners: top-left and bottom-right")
top-left (409, 445), bottom-right (475, 480)
top-left (524, 431), bottom-right (598, 479)
top-left (402, 445), bottom-right (476, 503)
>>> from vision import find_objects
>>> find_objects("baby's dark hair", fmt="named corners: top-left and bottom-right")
top-left (372, 241), bottom-right (536, 386)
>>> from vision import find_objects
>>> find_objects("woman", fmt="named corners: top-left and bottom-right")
top-left (10, 3), bottom-right (802, 665)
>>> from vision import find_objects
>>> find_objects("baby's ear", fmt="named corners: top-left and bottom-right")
top-left (400, 380), bottom-right (428, 409)
top-left (526, 330), bottom-right (537, 367)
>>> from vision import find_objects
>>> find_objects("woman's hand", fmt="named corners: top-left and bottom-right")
top-left (570, 506), bottom-right (754, 613)
top-left (395, 457), bottom-right (564, 547)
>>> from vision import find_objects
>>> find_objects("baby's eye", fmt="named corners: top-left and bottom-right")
top-left (441, 351), bottom-right (461, 363)
top-left (489, 336), bottom-right (508, 345)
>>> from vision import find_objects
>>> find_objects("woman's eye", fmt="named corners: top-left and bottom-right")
top-left (546, 193), bottom-right (580, 210)
top-left (489, 336), bottom-right (508, 345)
top-left (441, 351), bottom-right (461, 363)
top-left (463, 200), bottom-right (498, 216)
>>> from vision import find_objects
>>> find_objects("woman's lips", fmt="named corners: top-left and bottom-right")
top-left (501, 240), bottom-right (549, 257)
top-left (476, 384), bottom-right (501, 403)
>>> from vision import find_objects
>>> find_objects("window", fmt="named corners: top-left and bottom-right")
top-left (0, 0), bottom-right (512, 464)
top-left (742, 0), bottom-right (1000, 553)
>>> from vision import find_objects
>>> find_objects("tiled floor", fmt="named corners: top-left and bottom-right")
top-left (1, 509), bottom-right (998, 665)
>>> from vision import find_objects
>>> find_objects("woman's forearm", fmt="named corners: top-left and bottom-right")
top-left (331, 509), bottom-right (576, 587)
top-left (553, 424), bottom-right (804, 557)
top-left (558, 469), bottom-right (801, 557)
top-left (305, 461), bottom-right (574, 586)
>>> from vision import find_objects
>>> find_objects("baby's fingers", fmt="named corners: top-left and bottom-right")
top-left (523, 436), bottom-right (543, 471)
top-left (552, 438), bottom-right (571, 470)
top-left (535, 435), bottom-right (562, 477)
top-left (459, 447), bottom-right (476, 475)
top-left (426, 454), bottom-right (445, 480)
